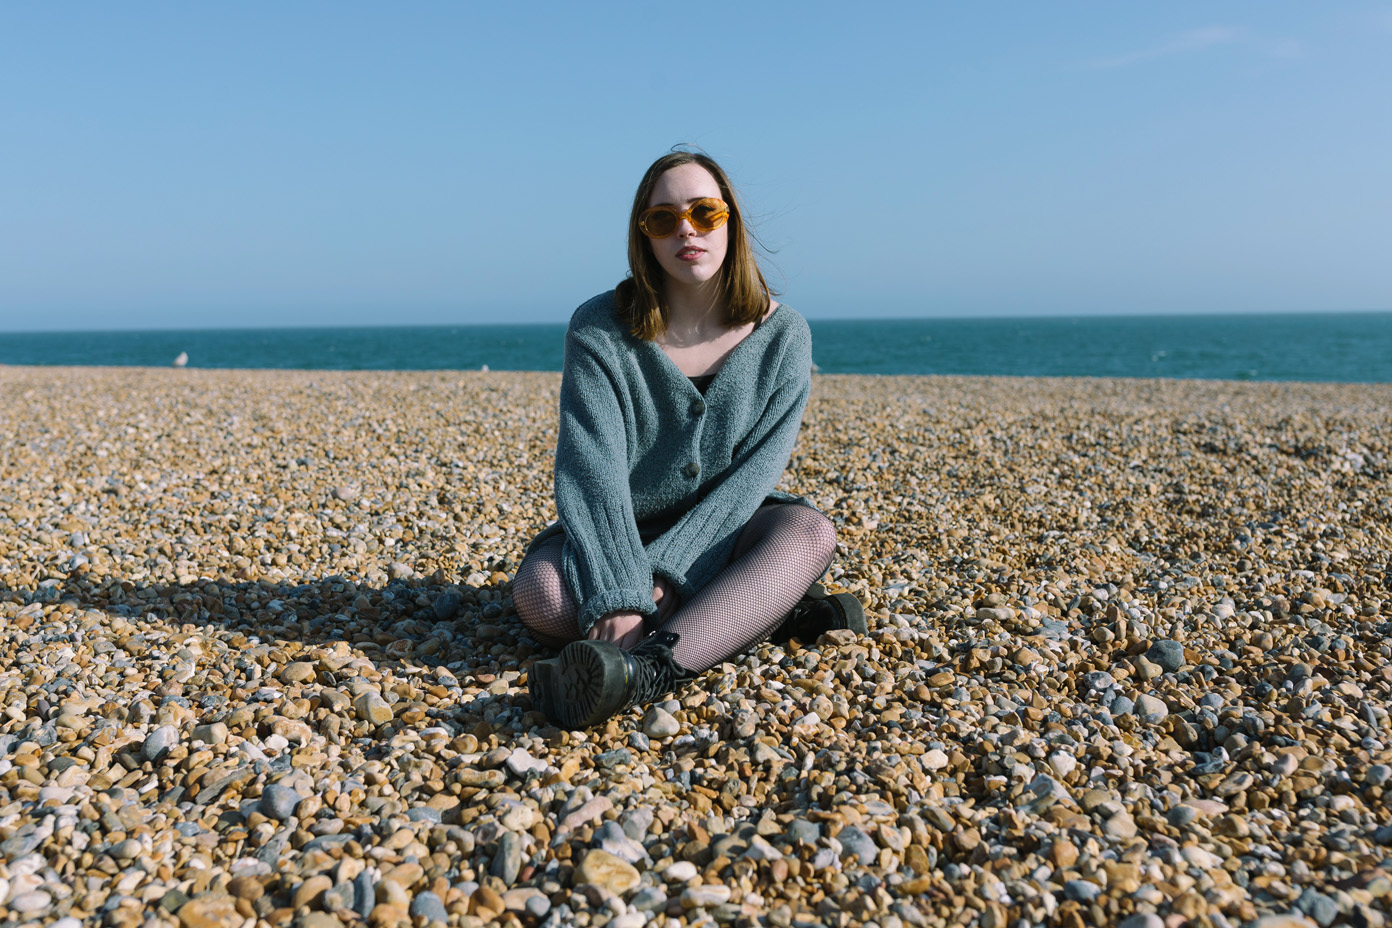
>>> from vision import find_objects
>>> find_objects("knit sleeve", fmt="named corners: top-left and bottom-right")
top-left (553, 328), bottom-right (657, 634)
top-left (644, 325), bottom-right (812, 599)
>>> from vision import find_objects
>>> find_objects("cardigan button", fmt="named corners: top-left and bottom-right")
top-left (689, 398), bottom-right (706, 416)
top-left (683, 461), bottom-right (700, 478)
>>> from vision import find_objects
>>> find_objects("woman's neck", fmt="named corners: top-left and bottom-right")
top-left (663, 279), bottom-right (726, 341)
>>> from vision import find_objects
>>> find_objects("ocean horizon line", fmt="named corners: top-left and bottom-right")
top-left (2, 306), bottom-right (1390, 337)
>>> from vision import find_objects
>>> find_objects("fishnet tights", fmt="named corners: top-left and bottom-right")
top-left (512, 503), bottom-right (837, 671)
top-left (512, 533), bottom-right (581, 648)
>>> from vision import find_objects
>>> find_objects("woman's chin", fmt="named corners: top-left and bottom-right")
top-left (663, 265), bottom-right (720, 288)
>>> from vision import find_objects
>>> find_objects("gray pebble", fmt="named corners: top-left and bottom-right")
top-left (595, 748), bottom-right (633, 770)
top-left (433, 591), bottom-right (462, 620)
top-left (141, 725), bottom-right (179, 763)
top-left (621, 807), bottom-right (654, 842)
top-left (410, 891), bottom-right (449, 924)
top-left (259, 783), bottom-right (301, 821)
top-left (1119, 916), bottom-right (1164, 928)
top-left (837, 825), bottom-right (879, 864)
top-left (491, 830), bottom-right (523, 886)
top-left (354, 870), bottom-right (376, 921)
top-left (631, 887), bottom-right (668, 913)
top-left (1063, 880), bottom-right (1101, 903)
top-left (1298, 889), bottom-right (1340, 927)
top-left (1146, 639), bottom-right (1185, 673)
top-left (1109, 696), bottom-right (1135, 717)
top-left (1082, 671), bottom-right (1115, 692)
top-left (1167, 805), bottom-right (1199, 828)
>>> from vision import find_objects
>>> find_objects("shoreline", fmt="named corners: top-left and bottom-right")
top-left (5, 362), bottom-right (1392, 388)
top-left (1, 367), bottom-right (1389, 926)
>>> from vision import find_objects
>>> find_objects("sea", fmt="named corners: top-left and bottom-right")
top-left (3, 311), bottom-right (1391, 383)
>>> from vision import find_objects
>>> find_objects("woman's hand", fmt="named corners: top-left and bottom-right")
top-left (653, 576), bottom-right (680, 624)
top-left (589, 580), bottom-right (680, 651)
top-left (588, 611), bottom-right (645, 651)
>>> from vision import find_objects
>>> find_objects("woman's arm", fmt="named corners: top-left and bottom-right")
top-left (554, 329), bottom-right (658, 634)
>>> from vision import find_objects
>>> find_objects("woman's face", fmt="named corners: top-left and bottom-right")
top-left (646, 163), bottom-right (729, 289)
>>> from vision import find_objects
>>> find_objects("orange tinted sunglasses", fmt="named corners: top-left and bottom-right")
top-left (639, 198), bottom-right (730, 238)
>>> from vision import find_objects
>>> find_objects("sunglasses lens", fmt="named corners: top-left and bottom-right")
top-left (641, 208), bottom-right (678, 238)
top-left (690, 199), bottom-right (728, 231)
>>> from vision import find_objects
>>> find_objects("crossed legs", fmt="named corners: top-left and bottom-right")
top-left (512, 503), bottom-right (837, 673)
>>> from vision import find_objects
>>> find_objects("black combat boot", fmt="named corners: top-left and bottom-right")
top-left (530, 631), bottom-right (691, 729)
top-left (769, 583), bottom-right (867, 644)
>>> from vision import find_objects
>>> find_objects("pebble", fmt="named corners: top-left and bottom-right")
top-left (1134, 693), bottom-right (1169, 724)
top-left (300, 915), bottom-right (344, 928)
top-left (0, 369), bottom-right (1386, 928)
top-left (1145, 639), bottom-right (1186, 673)
top-left (575, 849), bottom-right (640, 895)
top-left (682, 884), bottom-right (733, 908)
top-left (642, 705), bottom-right (680, 738)
top-left (259, 782), bottom-right (301, 821)
top-left (491, 830), bottom-right (523, 885)
top-left (409, 891), bottom-right (448, 924)
top-left (190, 721), bottom-right (229, 745)
top-left (1297, 889), bottom-right (1340, 927)
top-left (837, 825), bottom-right (879, 864)
top-left (280, 660), bottom-right (316, 683)
top-left (432, 590), bottom-right (462, 620)
top-left (663, 860), bottom-right (698, 883)
top-left (1119, 916), bottom-right (1165, 928)
top-left (1048, 752), bottom-right (1077, 779)
top-left (9, 890), bottom-right (52, 914)
top-left (141, 724), bottom-right (179, 763)
top-left (177, 894), bottom-right (241, 928)
top-left (1082, 670), bottom-right (1114, 691)
top-left (632, 887), bottom-right (668, 912)
top-left (322, 881), bottom-right (355, 912)
top-left (352, 690), bottom-right (393, 726)
top-left (1250, 916), bottom-right (1319, 928)
top-left (505, 747), bottom-right (548, 777)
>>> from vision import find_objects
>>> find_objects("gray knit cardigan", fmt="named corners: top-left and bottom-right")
top-left (527, 291), bottom-right (814, 633)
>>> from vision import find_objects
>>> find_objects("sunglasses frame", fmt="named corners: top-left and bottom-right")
top-left (638, 197), bottom-right (730, 239)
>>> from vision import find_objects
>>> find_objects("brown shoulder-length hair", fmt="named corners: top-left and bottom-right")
top-left (614, 150), bottom-right (774, 341)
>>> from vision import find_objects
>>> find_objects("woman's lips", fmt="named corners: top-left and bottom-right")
top-left (676, 247), bottom-right (704, 262)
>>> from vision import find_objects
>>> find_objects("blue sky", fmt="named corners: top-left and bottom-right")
top-left (2, 2), bottom-right (1389, 331)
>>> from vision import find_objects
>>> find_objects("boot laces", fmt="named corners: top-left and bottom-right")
top-left (625, 631), bottom-right (687, 707)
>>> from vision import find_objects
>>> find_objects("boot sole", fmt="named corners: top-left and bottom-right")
top-left (528, 657), bottom-right (561, 720)
top-left (553, 639), bottom-right (633, 729)
top-left (829, 592), bottom-right (868, 636)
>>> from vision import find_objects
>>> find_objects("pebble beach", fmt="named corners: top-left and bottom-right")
top-left (1, 366), bottom-right (1389, 928)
